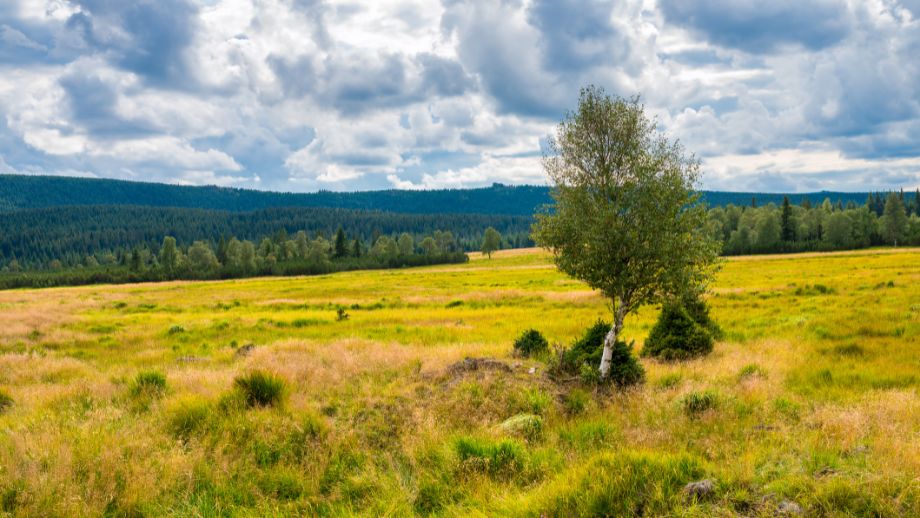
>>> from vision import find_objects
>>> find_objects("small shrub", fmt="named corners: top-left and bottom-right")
top-left (445, 300), bottom-right (464, 308)
top-left (642, 302), bottom-right (713, 361)
top-left (680, 291), bottom-right (723, 339)
top-left (167, 325), bottom-right (185, 335)
top-left (0, 391), bottom-right (13, 414)
top-left (513, 329), bottom-right (549, 358)
top-left (681, 390), bottom-right (719, 417)
top-left (336, 307), bottom-right (349, 321)
top-left (551, 320), bottom-right (644, 387)
top-left (233, 370), bottom-right (287, 408)
top-left (130, 370), bottom-right (167, 397)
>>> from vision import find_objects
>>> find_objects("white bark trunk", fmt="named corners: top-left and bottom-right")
top-left (599, 300), bottom-right (626, 379)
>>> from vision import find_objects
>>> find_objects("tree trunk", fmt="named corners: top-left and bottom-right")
top-left (599, 299), bottom-right (626, 379)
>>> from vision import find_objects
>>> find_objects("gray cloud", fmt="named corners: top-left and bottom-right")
top-left (659, 0), bottom-right (852, 54)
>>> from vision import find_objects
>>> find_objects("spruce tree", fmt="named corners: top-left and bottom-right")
top-left (882, 192), bottom-right (909, 246)
top-left (334, 228), bottom-right (348, 258)
top-left (781, 196), bottom-right (795, 242)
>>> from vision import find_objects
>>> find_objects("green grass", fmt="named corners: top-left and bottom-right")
top-left (0, 247), bottom-right (918, 515)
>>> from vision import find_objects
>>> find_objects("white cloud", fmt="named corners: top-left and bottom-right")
top-left (0, 0), bottom-right (919, 193)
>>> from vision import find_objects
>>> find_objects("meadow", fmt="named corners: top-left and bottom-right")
top-left (0, 247), bottom-right (919, 516)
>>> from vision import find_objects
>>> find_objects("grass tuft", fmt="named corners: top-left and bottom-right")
top-left (233, 370), bottom-right (287, 408)
top-left (681, 390), bottom-right (719, 417)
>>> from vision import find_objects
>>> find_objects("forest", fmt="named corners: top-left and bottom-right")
top-left (0, 174), bottom-right (883, 215)
top-left (0, 228), bottom-right (469, 289)
top-left (0, 205), bottom-right (533, 269)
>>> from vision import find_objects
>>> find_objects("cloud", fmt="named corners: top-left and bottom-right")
top-left (658, 0), bottom-right (852, 54)
top-left (0, 0), bottom-right (918, 192)
top-left (66, 0), bottom-right (200, 86)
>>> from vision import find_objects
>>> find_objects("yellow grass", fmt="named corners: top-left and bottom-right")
top-left (0, 247), bottom-right (918, 516)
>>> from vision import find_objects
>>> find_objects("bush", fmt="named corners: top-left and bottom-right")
top-left (551, 320), bottom-right (644, 387)
top-left (513, 329), bottom-right (549, 358)
top-left (642, 302), bottom-right (713, 361)
top-left (681, 292), bottom-right (722, 339)
top-left (0, 391), bottom-right (12, 414)
top-left (233, 370), bottom-right (287, 408)
top-left (130, 370), bottom-right (167, 397)
top-left (167, 325), bottom-right (185, 335)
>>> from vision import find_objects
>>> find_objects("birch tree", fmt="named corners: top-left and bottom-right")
top-left (533, 86), bottom-right (719, 381)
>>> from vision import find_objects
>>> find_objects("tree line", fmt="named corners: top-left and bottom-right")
top-left (0, 174), bottom-right (879, 215)
top-left (710, 190), bottom-right (920, 255)
top-left (0, 229), bottom-right (469, 289)
top-left (0, 205), bottom-right (533, 271)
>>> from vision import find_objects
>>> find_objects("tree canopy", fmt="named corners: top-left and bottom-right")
top-left (533, 86), bottom-right (719, 379)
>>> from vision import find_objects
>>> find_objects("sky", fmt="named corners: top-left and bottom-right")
top-left (0, 0), bottom-right (919, 193)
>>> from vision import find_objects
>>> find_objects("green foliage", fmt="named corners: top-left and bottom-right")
top-left (642, 301), bottom-right (714, 361)
top-left (481, 226), bottom-right (502, 258)
top-left (167, 325), bottom-right (186, 335)
top-left (513, 329), bottom-right (548, 358)
top-left (563, 388), bottom-right (590, 416)
top-left (0, 391), bottom-right (12, 414)
top-left (233, 371), bottom-right (287, 408)
top-left (521, 452), bottom-right (706, 516)
top-left (533, 86), bottom-right (719, 380)
top-left (681, 390), bottom-right (719, 417)
top-left (167, 398), bottom-right (212, 440)
top-left (454, 437), bottom-right (525, 479)
top-left (551, 320), bottom-right (645, 387)
top-left (130, 370), bottom-right (167, 398)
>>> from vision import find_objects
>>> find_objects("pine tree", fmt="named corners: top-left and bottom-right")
top-left (781, 196), bottom-right (795, 242)
top-left (882, 192), bottom-right (909, 246)
top-left (334, 228), bottom-right (348, 258)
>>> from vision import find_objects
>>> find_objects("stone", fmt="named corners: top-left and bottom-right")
top-left (683, 479), bottom-right (715, 499)
top-left (776, 500), bottom-right (803, 516)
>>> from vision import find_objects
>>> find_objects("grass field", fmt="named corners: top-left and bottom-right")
top-left (1, 248), bottom-right (919, 516)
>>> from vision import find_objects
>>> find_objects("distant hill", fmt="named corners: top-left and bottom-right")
top-left (0, 174), bottom-right (875, 215)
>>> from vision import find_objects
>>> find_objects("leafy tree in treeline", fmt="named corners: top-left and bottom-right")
top-left (481, 227), bottom-right (502, 258)
top-left (710, 192), bottom-right (919, 255)
top-left (0, 228), bottom-right (469, 289)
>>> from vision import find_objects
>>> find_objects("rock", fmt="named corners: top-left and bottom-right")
top-left (447, 357), bottom-right (512, 375)
top-left (499, 413), bottom-right (543, 439)
top-left (176, 355), bottom-right (207, 363)
top-left (776, 500), bottom-right (803, 516)
top-left (683, 479), bottom-right (715, 499)
top-left (528, 367), bottom-right (536, 375)
top-left (235, 343), bottom-right (256, 357)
